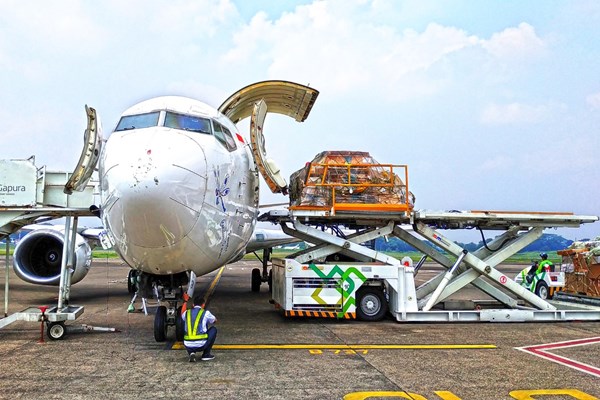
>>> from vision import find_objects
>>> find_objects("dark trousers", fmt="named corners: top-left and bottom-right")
top-left (185, 326), bottom-right (217, 356)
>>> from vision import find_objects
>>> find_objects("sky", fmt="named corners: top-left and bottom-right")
top-left (1, 0), bottom-right (599, 243)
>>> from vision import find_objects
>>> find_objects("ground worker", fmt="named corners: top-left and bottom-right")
top-left (537, 253), bottom-right (554, 273)
top-left (181, 293), bottom-right (217, 362)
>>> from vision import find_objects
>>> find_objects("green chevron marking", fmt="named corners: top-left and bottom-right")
top-left (308, 264), bottom-right (368, 315)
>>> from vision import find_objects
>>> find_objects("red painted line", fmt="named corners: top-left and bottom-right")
top-left (516, 337), bottom-right (600, 378)
top-left (523, 336), bottom-right (600, 351)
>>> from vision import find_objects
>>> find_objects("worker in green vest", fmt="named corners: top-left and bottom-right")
top-left (537, 253), bottom-right (554, 273)
top-left (181, 294), bottom-right (217, 362)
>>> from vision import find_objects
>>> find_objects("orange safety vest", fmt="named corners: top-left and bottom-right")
top-left (184, 308), bottom-right (208, 341)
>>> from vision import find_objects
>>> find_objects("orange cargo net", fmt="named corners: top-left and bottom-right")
top-left (289, 151), bottom-right (414, 215)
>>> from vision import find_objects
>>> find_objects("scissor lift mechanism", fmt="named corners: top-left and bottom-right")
top-left (261, 209), bottom-right (600, 322)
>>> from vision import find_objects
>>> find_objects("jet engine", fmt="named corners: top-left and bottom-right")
top-left (13, 228), bottom-right (92, 285)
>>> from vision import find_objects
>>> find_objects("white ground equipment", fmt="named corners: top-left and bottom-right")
top-left (1, 144), bottom-right (117, 339)
top-left (263, 154), bottom-right (600, 322)
top-left (263, 209), bottom-right (600, 322)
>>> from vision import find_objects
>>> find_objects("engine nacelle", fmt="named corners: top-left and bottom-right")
top-left (13, 229), bottom-right (92, 285)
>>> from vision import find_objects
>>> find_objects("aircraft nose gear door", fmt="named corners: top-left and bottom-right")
top-left (64, 105), bottom-right (102, 194)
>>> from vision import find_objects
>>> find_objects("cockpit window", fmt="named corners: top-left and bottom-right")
top-left (165, 112), bottom-right (212, 134)
top-left (213, 122), bottom-right (237, 152)
top-left (115, 112), bottom-right (160, 132)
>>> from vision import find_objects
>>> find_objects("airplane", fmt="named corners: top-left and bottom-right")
top-left (10, 80), bottom-right (319, 341)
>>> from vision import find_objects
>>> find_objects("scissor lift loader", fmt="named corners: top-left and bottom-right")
top-left (262, 153), bottom-right (600, 322)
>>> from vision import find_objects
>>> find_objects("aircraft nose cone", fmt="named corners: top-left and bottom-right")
top-left (102, 129), bottom-right (208, 248)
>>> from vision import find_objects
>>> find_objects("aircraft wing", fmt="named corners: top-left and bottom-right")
top-left (245, 228), bottom-right (301, 253)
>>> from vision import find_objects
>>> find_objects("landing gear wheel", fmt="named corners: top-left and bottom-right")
top-left (175, 306), bottom-right (184, 342)
top-left (535, 281), bottom-right (549, 300)
top-left (251, 268), bottom-right (261, 292)
top-left (356, 287), bottom-right (388, 322)
top-left (127, 270), bottom-right (137, 294)
top-left (47, 322), bottom-right (66, 340)
top-left (154, 306), bottom-right (167, 342)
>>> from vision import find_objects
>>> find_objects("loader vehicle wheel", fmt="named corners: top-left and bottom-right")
top-left (535, 281), bottom-right (549, 300)
top-left (47, 322), bottom-right (66, 340)
top-left (154, 306), bottom-right (167, 342)
top-left (251, 268), bottom-right (261, 292)
top-left (356, 287), bottom-right (388, 321)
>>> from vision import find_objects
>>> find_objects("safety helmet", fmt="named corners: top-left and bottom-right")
top-left (540, 253), bottom-right (548, 259)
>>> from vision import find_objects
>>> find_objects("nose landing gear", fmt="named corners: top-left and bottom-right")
top-left (251, 248), bottom-right (272, 292)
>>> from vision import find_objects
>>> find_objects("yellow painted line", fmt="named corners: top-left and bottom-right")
top-left (171, 343), bottom-right (496, 350)
top-left (202, 266), bottom-right (225, 306)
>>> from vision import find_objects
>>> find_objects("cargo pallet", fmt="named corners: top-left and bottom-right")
top-left (262, 208), bottom-right (600, 322)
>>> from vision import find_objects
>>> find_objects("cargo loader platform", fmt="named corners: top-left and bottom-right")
top-left (260, 209), bottom-right (600, 322)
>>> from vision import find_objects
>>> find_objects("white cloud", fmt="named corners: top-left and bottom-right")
top-left (482, 22), bottom-right (546, 61)
top-left (224, 4), bottom-right (477, 98)
top-left (222, 2), bottom-right (547, 102)
top-left (586, 92), bottom-right (600, 110)
top-left (480, 102), bottom-right (553, 125)
top-left (0, 1), bottom-right (108, 56)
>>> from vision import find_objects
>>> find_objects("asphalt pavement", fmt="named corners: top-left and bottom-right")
top-left (1, 258), bottom-right (599, 400)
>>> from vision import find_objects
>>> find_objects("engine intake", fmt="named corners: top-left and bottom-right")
top-left (13, 228), bottom-right (92, 285)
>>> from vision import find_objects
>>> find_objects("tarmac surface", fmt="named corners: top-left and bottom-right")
top-left (1, 257), bottom-right (599, 400)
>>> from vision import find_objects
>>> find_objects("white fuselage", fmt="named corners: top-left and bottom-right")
top-left (98, 96), bottom-right (259, 276)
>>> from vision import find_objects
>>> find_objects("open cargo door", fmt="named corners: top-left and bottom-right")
top-left (219, 80), bottom-right (319, 194)
top-left (64, 105), bottom-right (102, 194)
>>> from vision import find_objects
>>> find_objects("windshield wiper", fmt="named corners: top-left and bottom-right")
top-left (183, 127), bottom-right (211, 134)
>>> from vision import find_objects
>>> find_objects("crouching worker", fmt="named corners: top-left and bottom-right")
top-left (181, 294), bottom-right (217, 362)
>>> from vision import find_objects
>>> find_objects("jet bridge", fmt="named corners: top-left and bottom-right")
top-left (260, 209), bottom-right (600, 322)
top-left (1, 107), bottom-right (111, 339)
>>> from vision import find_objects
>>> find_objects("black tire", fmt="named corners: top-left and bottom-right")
top-left (127, 270), bottom-right (137, 294)
top-left (175, 306), bottom-right (184, 342)
top-left (251, 268), bottom-right (261, 292)
top-left (154, 306), bottom-right (167, 342)
top-left (268, 269), bottom-right (273, 294)
top-left (535, 281), bottom-right (549, 300)
top-left (356, 286), bottom-right (388, 322)
top-left (47, 322), bottom-right (66, 340)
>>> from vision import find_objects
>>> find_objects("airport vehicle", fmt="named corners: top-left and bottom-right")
top-left (1, 80), bottom-right (319, 340)
top-left (513, 262), bottom-right (564, 300)
top-left (266, 208), bottom-right (600, 322)
top-left (262, 154), bottom-right (600, 322)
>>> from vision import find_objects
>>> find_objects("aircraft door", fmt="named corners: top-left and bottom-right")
top-left (218, 80), bottom-right (319, 196)
top-left (64, 105), bottom-right (102, 194)
top-left (250, 99), bottom-right (288, 194)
